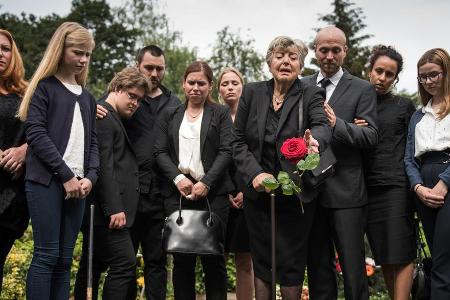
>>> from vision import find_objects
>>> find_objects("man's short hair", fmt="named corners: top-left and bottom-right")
top-left (136, 45), bottom-right (165, 64)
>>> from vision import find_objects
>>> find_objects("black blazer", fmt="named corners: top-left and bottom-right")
top-left (154, 101), bottom-right (234, 197)
top-left (232, 78), bottom-right (331, 203)
top-left (93, 103), bottom-right (140, 228)
top-left (302, 71), bottom-right (378, 208)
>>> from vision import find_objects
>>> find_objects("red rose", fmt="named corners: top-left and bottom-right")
top-left (280, 137), bottom-right (308, 164)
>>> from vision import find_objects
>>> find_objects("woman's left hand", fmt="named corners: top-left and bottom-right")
top-left (431, 180), bottom-right (448, 199)
top-left (190, 181), bottom-right (209, 200)
top-left (304, 129), bottom-right (319, 154)
top-left (230, 192), bottom-right (244, 209)
top-left (0, 144), bottom-right (27, 173)
top-left (79, 178), bottom-right (93, 198)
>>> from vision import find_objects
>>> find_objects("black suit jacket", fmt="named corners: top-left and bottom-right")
top-left (302, 71), bottom-right (378, 208)
top-left (93, 103), bottom-right (140, 227)
top-left (154, 102), bottom-right (234, 197)
top-left (232, 78), bottom-right (331, 203)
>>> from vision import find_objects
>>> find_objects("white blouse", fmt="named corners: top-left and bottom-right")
top-left (415, 99), bottom-right (450, 158)
top-left (61, 81), bottom-right (85, 178)
top-left (177, 112), bottom-right (205, 181)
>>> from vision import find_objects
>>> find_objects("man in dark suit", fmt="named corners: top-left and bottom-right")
top-left (302, 26), bottom-right (378, 300)
top-left (91, 68), bottom-right (149, 299)
top-left (125, 45), bottom-right (181, 300)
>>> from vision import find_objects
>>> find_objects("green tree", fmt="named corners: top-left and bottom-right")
top-left (66, 0), bottom-right (140, 95)
top-left (208, 26), bottom-right (265, 84)
top-left (311, 0), bottom-right (373, 78)
top-left (116, 0), bottom-right (197, 98)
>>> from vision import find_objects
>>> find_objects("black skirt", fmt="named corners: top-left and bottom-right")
top-left (366, 185), bottom-right (415, 265)
top-left (244, 193), bottom-right (316, 286)
top-left (225, 208), bottom-right (250, 253)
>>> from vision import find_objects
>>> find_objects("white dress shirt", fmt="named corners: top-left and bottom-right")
top-left (177, 112), bottom-right (205, 182)
top-left (316, 67), bottom-right (344, 102)
top-left (415, 99), bottom-right (450, 158)
top-left (61, 81), bottom-right (85, 178)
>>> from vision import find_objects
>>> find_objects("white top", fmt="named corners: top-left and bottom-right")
top-left (316, 67), bottom-right (344, 102)
top-left (177, 112), bottom-right (205, 181)
top-left (61, 81), bottom-right (85, 178)
top-left (415, 99), bottom-right (450, 158)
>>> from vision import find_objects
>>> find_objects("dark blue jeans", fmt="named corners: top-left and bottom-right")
top-left (25, 179), bottom-right (85, 300)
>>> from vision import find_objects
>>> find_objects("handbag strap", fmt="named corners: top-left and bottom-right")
top-left (177, 196), bottom-right (214, 225)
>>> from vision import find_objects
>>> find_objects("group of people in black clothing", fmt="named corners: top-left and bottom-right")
top-left (1, 21), bottom-right (450, 300)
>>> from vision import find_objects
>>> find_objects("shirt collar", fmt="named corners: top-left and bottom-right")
top-left (316, 67), bottom-right (344, 86)
top-left (422, 99), bottom-right (434, 114)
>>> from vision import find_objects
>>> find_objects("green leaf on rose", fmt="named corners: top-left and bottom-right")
top-left (262, 177), bottom-right (279, 190)
top-left (281, 183), bottom-right (294, 195)
top-left (297, 153), bottom-right (320, 171)
top-left (277, 171), bottom-right (290, 185)
top-left (290, 180), bottom-right (301, 193)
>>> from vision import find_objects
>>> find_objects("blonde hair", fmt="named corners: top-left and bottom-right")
top-left (265, 36), bottom-right (308, 67)
top-left (216, 67), bottom-right (244, 104)
top-left (107, 67), bottom-right (151, 95)
top-left (417, 48), bottom-right (450, 118)
top-left (0, 29), bottom-right (27, 96)
top-left (18, 22), bottom-right (95, 121)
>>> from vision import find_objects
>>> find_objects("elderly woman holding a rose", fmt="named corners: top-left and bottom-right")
top-left (232, 36), bottom-right (331, 299)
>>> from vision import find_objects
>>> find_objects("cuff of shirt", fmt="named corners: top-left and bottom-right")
top-left (173, 174), bottom-right (187, 185)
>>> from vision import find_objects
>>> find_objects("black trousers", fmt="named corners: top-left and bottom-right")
top-left (307, 204), bottom-right (369, 300)
top-left (129, 210), bottom-right (167, 300)
top-left (165, 193), bottom-right (229, 300)
top-left (416, 159), bottom-right (450, 300)
top-left (74, 226), bottom-right (136, 300)
top-left (0, 229), bottom-right (16, 295)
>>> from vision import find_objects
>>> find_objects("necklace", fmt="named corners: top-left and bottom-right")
top-left (187, 110), bottom-right (202, 119)
top-left (273, 95), bottom-right (284, 105)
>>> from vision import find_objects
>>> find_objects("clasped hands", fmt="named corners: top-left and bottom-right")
top-left (415, 181), bottom-right (447, 208)
top-left (252, 129), bottom-right (319, 193)
top-left (63, 177), bottom-right (92, 200)
top-left (176, 177), bottom-right (209, 200)
top-left (0, 144), bottom-right (27, 179)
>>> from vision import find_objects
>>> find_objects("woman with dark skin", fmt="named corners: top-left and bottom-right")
top-left (355, 45), bottom-right (416, 300)
top-left (0, 28), bottom-right (28, 296)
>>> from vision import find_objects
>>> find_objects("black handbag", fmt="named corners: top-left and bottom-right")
top-left (412, 218), bottom-right (431, 300)
top-left (162, 196), bottom-right (224, 255)
top-left (298, 92), bottom-right (336, 188)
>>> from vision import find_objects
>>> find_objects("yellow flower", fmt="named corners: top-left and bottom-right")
top-left (137, 276), bottom-right (145, 287)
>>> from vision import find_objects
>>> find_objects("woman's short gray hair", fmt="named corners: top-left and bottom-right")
top-left (265, 36), bottom-right (308, 66)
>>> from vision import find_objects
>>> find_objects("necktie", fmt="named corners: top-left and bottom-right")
top-left (320, 78), bottom-right (332, 89)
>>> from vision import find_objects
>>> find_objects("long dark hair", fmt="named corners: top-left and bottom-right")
top-left (368, 45), bottom-right (403, 85)
top-left (183, 61), bottom-right (214, 104)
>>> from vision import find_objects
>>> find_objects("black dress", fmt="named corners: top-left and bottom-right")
top-left (364, 93), bottom-right (416, 265)
top-left (224, 163), bottom-right (250, 253)
top-left (243, 101), bottom-right (316, 286)
top-left (0, 93), bottom-right (28, 237)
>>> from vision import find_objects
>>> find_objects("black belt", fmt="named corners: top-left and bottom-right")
top-left (420, 150), bottom-right (450, 165)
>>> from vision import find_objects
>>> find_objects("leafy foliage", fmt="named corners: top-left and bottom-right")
top-left (209, 26), bottom-right (265, 84)
top-left (115, 0), bottom-right (197, 99)
top-left (310, 0), bottom-right (373, 78)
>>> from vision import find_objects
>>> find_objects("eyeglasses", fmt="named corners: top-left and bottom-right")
top-left (417, 72), bottom-right (443, 84)
top-left (125, 91), bottom-right (143, 103)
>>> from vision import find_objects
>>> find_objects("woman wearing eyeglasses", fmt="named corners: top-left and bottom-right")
top-left (404, 48), bottom-right (450, 299)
